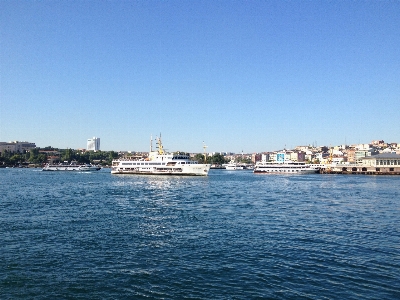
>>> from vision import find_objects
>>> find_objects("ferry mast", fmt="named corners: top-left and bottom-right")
top-left (203, 142), bottom-right (208, 163)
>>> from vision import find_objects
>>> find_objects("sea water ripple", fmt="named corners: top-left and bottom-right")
top-left (0, 168), bottom-right (399, 299)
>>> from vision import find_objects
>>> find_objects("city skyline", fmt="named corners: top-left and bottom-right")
top-left (1, 1), bottom-right (399, 153)
top-left (1, 137), bottom-right (398, 155)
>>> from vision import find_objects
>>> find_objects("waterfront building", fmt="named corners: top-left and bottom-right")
top-left (252, 153), bottom-right (262, 163)
top-left (87, 137), bottom-right (100, 151)
top-left (361, 153), bottom-right (400, 167)
top-left (289, 151), bottom-right (306, 162)
top-left (260, 153), bottom-right (269, 162)
top-left (355, 149), bottom-right (378, 162)
top-left (276, 152), bottom-right (285, 162)
top-left (0, 141), bottom-right (36, 153)
top-left (347, 149), bottom-right (356, 163)
top-left (327, 153), bottom-right (400, 175)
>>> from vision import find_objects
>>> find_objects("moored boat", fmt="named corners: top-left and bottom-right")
top-left (42, 162), bottom-right (101, 171)
top-left (225, 163), bottom-right (244, 170)
top-left (111, 136), bottom-right (211, 176)
top-left (253, 161), bottom-right (320, 174)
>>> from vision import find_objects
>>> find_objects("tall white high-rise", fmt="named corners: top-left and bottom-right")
top-left (87, 137), bottom-right (100, 151)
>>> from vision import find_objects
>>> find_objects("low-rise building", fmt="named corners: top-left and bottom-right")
top-left (328, 153), bottom-right (400, 174)
top-left (0, 141), bottom-right (36, 153)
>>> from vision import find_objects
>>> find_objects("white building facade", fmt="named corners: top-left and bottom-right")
top-left (0, 141), bottom-right (36, 153)
top-left (87, 137), bottom-right (100, 151)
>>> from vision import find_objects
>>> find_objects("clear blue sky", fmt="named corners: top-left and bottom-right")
top-left (1, 1), bottom-right (399, 153)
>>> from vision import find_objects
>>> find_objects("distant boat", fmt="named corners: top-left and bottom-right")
top-left (224, 163), bottom-right (244, 170)
top-left (253, 161), bottom-right (320, 174)
top-left (111, 135), bottom-right (211, 176)
top-left (42, 162), bottom-right (101, 171)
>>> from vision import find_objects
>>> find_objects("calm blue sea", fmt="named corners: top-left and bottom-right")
top-left (1, 168), bottom-right (399, 299)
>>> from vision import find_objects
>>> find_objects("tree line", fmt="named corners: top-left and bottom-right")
top-left (0, 147), bottom-right (249, 167)
top-left (193, 153), bottom-right (251, 165)
top-left (0, 147), bottom-right (119, 167)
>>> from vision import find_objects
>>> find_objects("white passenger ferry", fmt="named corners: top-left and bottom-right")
top-left (253, 161), bottom-right (320, 174)
top-left (42, 162), bottom-right (101, 171)
top-left (111, 136), bottom-right (211, 176)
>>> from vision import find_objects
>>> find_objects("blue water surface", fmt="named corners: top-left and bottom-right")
top-left (1, 168), bottom-right (399, 299)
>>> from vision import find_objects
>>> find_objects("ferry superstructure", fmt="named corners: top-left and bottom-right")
top-left (111, 136), bottom-right (211, 176)
top-left (253, 161), bottom-right (320, 174)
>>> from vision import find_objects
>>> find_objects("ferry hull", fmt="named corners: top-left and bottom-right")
top-left (111, 165), bottom-right (211, 176)
top-left (253, 162), bottom-right (320, 174)
top-left (254, 169), bottom-right (318, 174)
top-left (42, 164), bottom-right (101, 171)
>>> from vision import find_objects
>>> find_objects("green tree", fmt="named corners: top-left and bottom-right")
top-left (36, 154), bottom-right (47, 164)
top-left (109, 151), bottom-right (118, 159)
top-left (194, 153), bottom-right (205, 164)
top-left (28, 148), bottom-right (40, 162)
top-left (210, 153), bottom-right (228, 165)
top-left (10, 154), bottom-right (22, 165)
top-left (61, 149), bottom-right (74, 162)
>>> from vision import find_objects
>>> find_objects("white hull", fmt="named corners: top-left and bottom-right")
top-left (225, 164), bottom-right (244, 170)
top-left (254, 162), bottom-right (320, 174)
top-left (111, 164), bottom-right (210, 176)
top-left (43, 164), bottom-right (101, 171)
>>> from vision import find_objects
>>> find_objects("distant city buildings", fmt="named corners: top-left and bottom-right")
top-left (0, 141), bottom-right (36, 153)
top-left (1, 138), bottom-right (399, 166)
top-left (87, 137), bottom-right (100, 151)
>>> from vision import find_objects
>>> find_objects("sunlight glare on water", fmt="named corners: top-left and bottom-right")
top-left (0, 168), bottom-right (399, 299)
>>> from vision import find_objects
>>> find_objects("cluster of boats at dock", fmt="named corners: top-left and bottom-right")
top-left (40, 136), bottom-right (321, 175)
top-left (110, 137), bottom-right (321, 176)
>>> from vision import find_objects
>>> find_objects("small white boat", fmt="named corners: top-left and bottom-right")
top-left (253, 161), bottom-right (320, 174)
top-left (225, 163), bottom-right (244, 170)
top-left (42, 162), bottom-right (101, 171)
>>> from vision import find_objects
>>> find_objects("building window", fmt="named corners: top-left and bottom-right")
top-left (389, 168), bottom-right (394, 172)
top-left (376, 168), bottom-right (380, 171)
